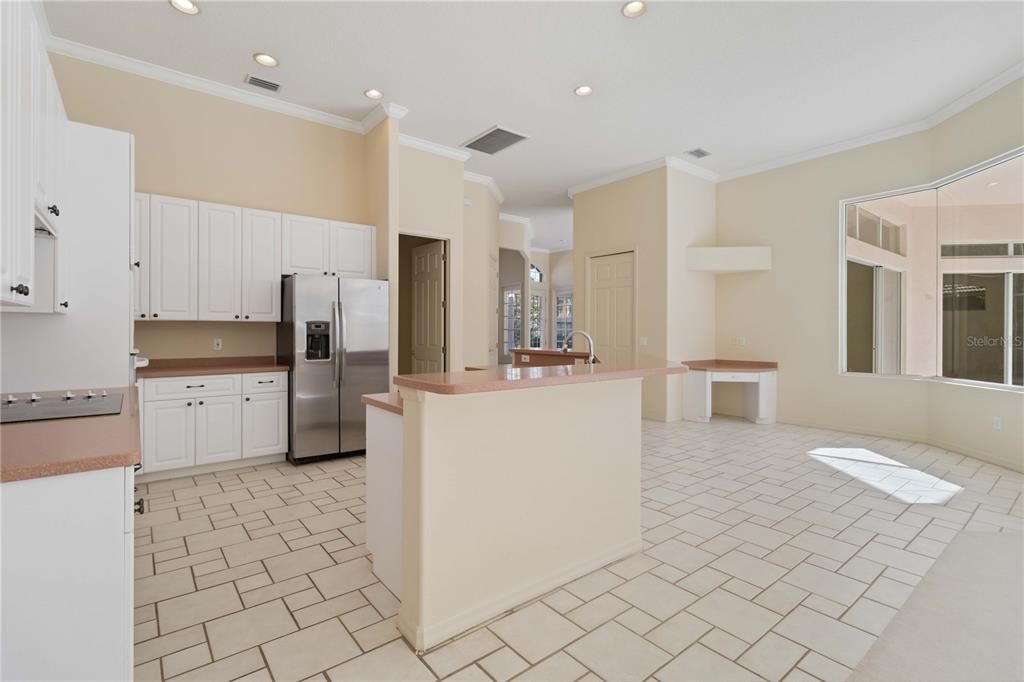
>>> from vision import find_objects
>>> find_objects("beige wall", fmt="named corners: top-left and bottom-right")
top-left (366, 118), bottom-right (399, 279)
top-left (51, 55), bottom-right (372, 359)
top-left (549, 250), bottom-right (574, 291)
top-left (134, 321), bottom-right (276, 359)
top-left (715, 78), bottom-right (1024, 471)
top-left (463, 182), bottom-right (500, 366)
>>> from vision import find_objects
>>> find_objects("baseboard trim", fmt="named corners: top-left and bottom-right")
top-left (137, 453), bottom-right (286, 483)
top-left (399, 536), bottom-right (642, 653)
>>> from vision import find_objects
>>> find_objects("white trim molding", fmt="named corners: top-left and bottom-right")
top-left (46, 37), bottom-right (367, 134)
top-left (360, 103), bottom-right (408, 133)
top-left (463, 171), bottom-right (505, 204)
top-left (498, 213), bottom-right (531, 226)
top-left (567, 156), bottom-right (720, 199)
top-left (399, 134), bottom-right (471, 162)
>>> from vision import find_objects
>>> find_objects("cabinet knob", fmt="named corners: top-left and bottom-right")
top-left (234, 314), bottom-right (240, 319)
top-left (245, 397), bottom-right (250, 402)
top-left (186, 401), bottom-right (192, 406)
top-left (323, 271), bottom-right (328, 275)
top-left (244, 315), bottom-right (250, 320)
top-left (47, 205), bottom-right (60, 217)
top-left (59, 300), bottom-right (69, 308)
top-left (140, 313), bottom-right (147, 318)
top-left (134, 498), bottom-right (145, 515)
top-left (198, 400), bottom-right (204, 406)
top-left (133, 261), bottom-right (140, 268)
top-left (9, 284), bottom-right (29, 296)
top-left (152, 313), bottom-right (159, 318)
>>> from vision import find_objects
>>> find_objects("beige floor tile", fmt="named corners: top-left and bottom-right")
top-left (782, 563), bottom-right (867, 606)
top-left (687, 588), bottom-right (782, 643)
top-left (542, 589), bottom-right (584, 614)
top-left (201, 488), bottom-right (253, 508)
top-left (310, 557), bottom-right (377, 598)
top-left (222, 534), bottom-right (290, 567)
top-left (612, 572), bottom-right (697, 620)
top-left (863, 576), bottom-right (914, 608)
top-left (241, 575), bottom-right (314, 608)
top-left (267, 501), bottom-right (322, 524)
top-left (711, 550), bottom-right (788, 588)
top-left (566, 621), bottom-right (671, 682)
top-left (737, 632), bottom-right (806, 682)
top-left (234, 669), bottom-right (273, 682)
top-left (341, 605), bottom-right (382, 631)
top-left (490, 603), bottom-right (585, 664)
top-left (135, 566), bottom-right (195, 606)
top-left (264, 545), bottom-right (334, 582)
top-left (701, 628), bottom-right (748, 659)
top-left (151, 516), bottom-right (214, 543)
top-left (774, 606), bottom-right (875, 668)
top-left (616, 607), bottom-right (661, 635)
top-left (352, 617), bottom-right (401, 651)
top-left (725, 521), bottom-right (793, 550)
top-left (167, 648), bottom-right (265, 681)
top-left (840, 597), bottom-right (897, 635)
top-left (362, 582), bottom-right (400, 618)
top-left (158, 582), bottom-right (243, 633)
top-left (512, 651), bottom-right (588, 682)
top-left (670, 513), bottom-right (732, 539)
top-left (424, 628), bottom-right (504, 678)
top-left (445, 664), bottom-right (493, 681)
top-left (184, 525), bottom-right (249, 554)
top-left (294, 591), bottom-right (369, 629)
top-left (655, 643), bottom-right (761, 682)
top-left (645, 610), bottom-right (713, 655)
top-left (608, 553), bottom-right (660, 580)
top-left (206, 599), bottom-right (298, 660)
top-left (856, 541), bottom-right (935, 576)
top-left (646, 539), bottom-right (717, 572)
top-left (753, 581), bottom-right (809, 616)
top-left (479, 647), bottom-right (529, 682)
top-left (302, 508), bottom-right (360, 534)
top-left (134, 507), bottom-right (181, 529)
top-left (195, 561), bottom-right (265, 590)
top-left (787, 531), bottom-right (859, 562)
top-left (796, 651), bottom-right (852, 682)
top-left (135, 619), bottom-right (158, 643)
top-left (327, 640), bottom-right (435, 681)
top-left (233, 494), bottom-right (286, 515)
top-left (676, 566), bottom-right (730, 596)
top-left (162, 642), bottom-right (212, 678)
top-left (563, 569), bottom-right (624, 601)
top-left (134, 659), bottom-right (162, 681)
top-left (262, 618), bottom-right (361, 682)
top-left (567, 593), bottom-right (631, 630)
top-left (285, 587), bottom-right (324, 611)
top-left (134, 624), bottom-right (206, 664)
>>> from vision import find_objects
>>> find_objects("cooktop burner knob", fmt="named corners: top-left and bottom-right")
top-left (5, 395), bottom-right (16, 404)
top-left (101, 389), bottom-right (108, 398)
top-left (85, 390), bottom-right (97, 399)
top-left (63, 391), bottom-right (76, 401)
top-left (29, 394), bottom-right (40, 402)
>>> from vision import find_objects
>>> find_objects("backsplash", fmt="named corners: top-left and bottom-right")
top-left (134, 321), bottom-right (276, 359)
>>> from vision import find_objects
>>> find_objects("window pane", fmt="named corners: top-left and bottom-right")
top-left (1014, 273), bottom-right (1023, 386)
top-left (529, 295), bottom-right (543, 348)
top-left (881, 220), bottom-right (902, 255)
top-left (942, 273), bottom-right (1006, 383)
top-left (502, 288), bottom-right (521, 355)
top-left (846, 204), bottom-right (858, 238)
top-left (858, 209), bottom-right (881, 247)
top-left (846, 261), bottom-right (875, 373)
top-left (555, 293), bottom-right (573, 349)
top-left (940, 243), bottom-right (1010, 258)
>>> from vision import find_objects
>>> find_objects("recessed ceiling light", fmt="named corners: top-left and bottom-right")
top-left (364, 89), bottom-right (384, 100)
top-left (622, 1), bottom-right (646, 18)
top-left (253, 53), bottom-right (278, 67)
top-left (574, 85), bottom-right (593, 97)
top-left (168, 0), bottom-right (199, 15)
top-left (987, 181), bottom-right (1000, 187)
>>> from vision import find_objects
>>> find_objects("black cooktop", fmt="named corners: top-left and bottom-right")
top-left (1, 392), bottom-right (123, 424)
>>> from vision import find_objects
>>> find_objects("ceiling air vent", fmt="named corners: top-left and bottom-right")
top-left (245, 75), bottom-right (280, 92)
top-left (463, 126), bottom-right (528, 155)
top-left (687, 148), bottom-right (710, 159)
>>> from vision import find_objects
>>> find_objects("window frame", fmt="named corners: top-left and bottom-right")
top-left (553, 289), bottom-right (573, 350)
top-left (837, 145), bottom-right (1024, 392)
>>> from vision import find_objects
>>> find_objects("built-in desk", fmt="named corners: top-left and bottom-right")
top-left (682, 359), bottom-right (778, 424)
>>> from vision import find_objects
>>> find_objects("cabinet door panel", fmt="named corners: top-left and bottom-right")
top-left (143, 400), bottom-right (195, 472)
top-left (243, 392), bottom-right (287, 458)
top-left (329, 222), bottom-right (374, 279)
top-left (242, 208), bottom-right (282, 321)
top-left (132, 193), bottom-right (150, 319)
top-left (198, 202), bottom-right (242, 321)
top-left (149, 195), bottom-right (198, 320)
top-left (195, 395), bottom-right (242, 465)
top-left (282, 214), bottom-right (329, 275)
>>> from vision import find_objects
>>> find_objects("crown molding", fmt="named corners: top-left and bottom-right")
top-left (360, 103), bottom-right (408, 133)
top-left (499, 213), bottom-right (531, 226)
top-left (399, 134), bottom-right (471, 162)
top-left (718, 61), bottom-right (1024, 182)
top-left (463, 171), bottom-right (505, 204)
top-left (46, 37), bottom-right (369, 134)
top-left (665, 156), bottom-right (720, 182)
top-left (567, 157), bottom-right (681, 198)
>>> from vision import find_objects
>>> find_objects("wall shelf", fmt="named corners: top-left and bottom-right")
top-left (686, 246), bottom-right (771, 273)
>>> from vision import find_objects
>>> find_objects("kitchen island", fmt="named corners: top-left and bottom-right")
top-left (375, 359), bottom-right (687, 652)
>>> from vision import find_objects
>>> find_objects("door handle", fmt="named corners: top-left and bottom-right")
top-left (337, 302), bottom-right (347, 385)
top-left (332, 301), bottom-right (341, 387)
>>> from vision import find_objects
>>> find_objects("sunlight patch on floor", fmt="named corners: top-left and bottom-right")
top-left (808, 447), bottom-right (962, 504)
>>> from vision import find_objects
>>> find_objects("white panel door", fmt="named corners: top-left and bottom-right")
top-left (143, 399), bottom-right (196, 472)
top-left (282, 214), bottom-right (329, 275)
top-left (195, 395), bottom-right (242, 465)
top-left (329, 221), bottom-right (374, 279)
top-left (242, 208), bottom-right (282, 321)
top-left (149, 195), bottom-right (198, 320)
top-left (132, 193), bottom-right (150, 319)
top-left (411, 240), bottom-right (446, 373)
top-left (589, 252), bottom-right (635, 366)
top-left (198, 201), bottom-right (242, 321)
top-left (242, 392), bottom-right (287, 458)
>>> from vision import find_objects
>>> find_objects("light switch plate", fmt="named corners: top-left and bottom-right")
top-left (213, 338), bottom-right (223, 351)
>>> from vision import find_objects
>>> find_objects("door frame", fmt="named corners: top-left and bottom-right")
top-left (584, 248), bottom-right (639, 358)
top-left (400, 231), bottom-right (450, 372)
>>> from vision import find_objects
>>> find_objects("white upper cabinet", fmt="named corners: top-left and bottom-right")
top-left (282, 214), bottom-right (330, 275)
top-left (329, 221), bottom-right (375, 279)
top-left (198, 202), bottom-right (243, 321)
top-left (132, 193), bottom-right (151, 319)
top-left (242, 208), bottom-right (282, 322)
top-left (149, 195), bottom-right (198, 320)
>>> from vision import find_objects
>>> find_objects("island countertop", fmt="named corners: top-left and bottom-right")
top-left (1, 386), bottom-right (141, 483)
top-left (394, 359), bottom-right (688, 395)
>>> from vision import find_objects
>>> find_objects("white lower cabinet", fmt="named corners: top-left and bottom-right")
top-left (142, 372), bottom-right (288, 473)
top-left (242, 391), bottom-right (288, 458)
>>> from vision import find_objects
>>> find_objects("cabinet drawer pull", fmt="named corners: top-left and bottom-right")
top-left (186, 384), bottom-right (205, 389)
top-left (257, 380), bottom-right (274, 384)
top-left (133, 463), bottom-right (142, 472)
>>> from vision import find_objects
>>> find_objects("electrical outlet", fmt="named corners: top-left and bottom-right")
top-left (993, 416), bottom-right (1003, 431)
top-left (639, 337), bottom-right (648, 346)
top-left (213, 338), bottom-right (223, 351)
top-left (734, 336), bottom-right (748, 346)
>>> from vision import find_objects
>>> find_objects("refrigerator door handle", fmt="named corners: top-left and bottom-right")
top-left (338, 301), bottom-right (347, 385)
top-left (332, 300), bottom-right (341, 387)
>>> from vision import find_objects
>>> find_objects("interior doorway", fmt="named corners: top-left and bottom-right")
top-left (398, 235), bottom-right (448, 374)
top-left (498, 248), bottom-right (526, 363)
top-left (588, 251), bottom-right (635, 365)
top-left (846, 259), bottom-right (902, 374)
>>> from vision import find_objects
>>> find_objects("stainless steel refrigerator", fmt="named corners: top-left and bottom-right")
top-left (277, 275), bottom-right (389, 463)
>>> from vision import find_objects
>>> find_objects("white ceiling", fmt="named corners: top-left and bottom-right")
top-left (44, 1), bottom-right (1024, 249)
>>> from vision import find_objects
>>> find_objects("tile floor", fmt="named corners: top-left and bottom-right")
top-left (133, 417), bottom-right (1023, 681)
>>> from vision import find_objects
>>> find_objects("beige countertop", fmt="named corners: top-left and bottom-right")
top-left (394, 359), bottom-right (688, 395)
top-left (361, 392), bottom-right (404, 416)
top-left (137, 356), bottom-right (289, 378)
top-left (1, 386), bottom-right (141, 483)
top-left (682, 359), bottom-right (778, 373)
